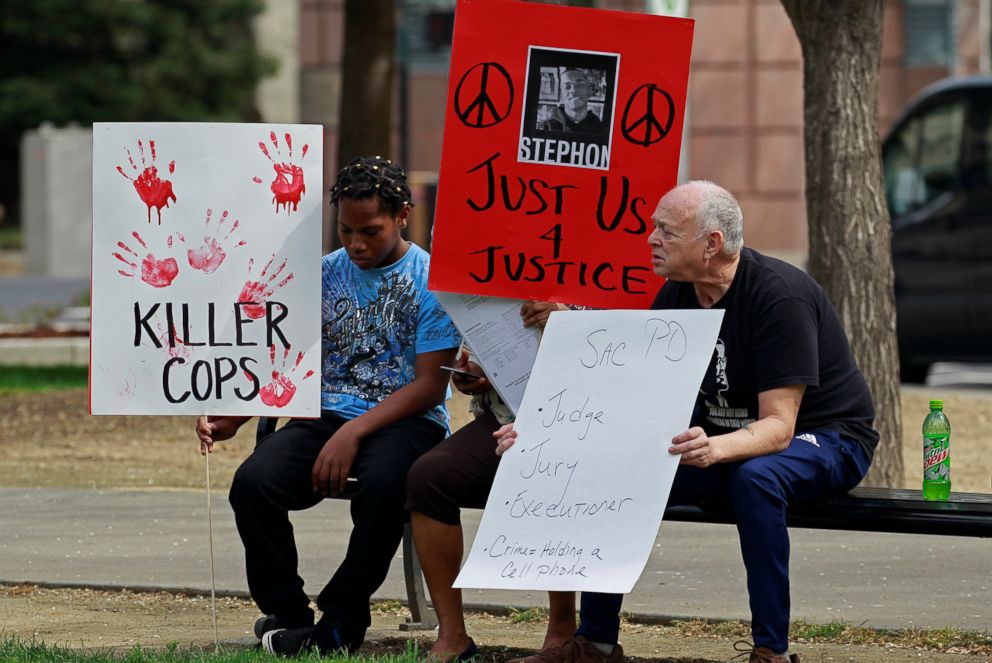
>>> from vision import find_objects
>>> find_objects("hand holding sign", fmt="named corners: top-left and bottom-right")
top-left (494, 423), bottom-right (517, 457)
top-left (196, 415), bottom-right (250, 454)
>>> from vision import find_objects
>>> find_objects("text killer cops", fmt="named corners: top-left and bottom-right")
top-left (132, 300), bottom-right (291, 403)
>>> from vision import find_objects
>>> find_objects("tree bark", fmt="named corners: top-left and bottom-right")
top-left (331, 0), bottom-right (396, 249)
top-left (338, 0), bottom-right (396, 169)
top-left (780, 0), bottom-right (902, 487)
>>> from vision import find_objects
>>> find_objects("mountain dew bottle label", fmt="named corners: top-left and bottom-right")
top-left (923, 434), bottom-right (949, 479)
top-left (922, 399), bottom-right (951, 501)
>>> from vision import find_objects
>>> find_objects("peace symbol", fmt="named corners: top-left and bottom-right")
top-left (621, 84), bottom-right (675, 147)
top-left (454, 62), bottom-right (514, 129)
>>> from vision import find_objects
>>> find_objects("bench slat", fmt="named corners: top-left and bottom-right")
top-left (665, 487), bottom-right (992, 538)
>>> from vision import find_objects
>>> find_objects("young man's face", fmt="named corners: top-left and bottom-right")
top-left (337, 197), bottom-right (409, 270)
top-left (560, 70), bottom-right (591, 113)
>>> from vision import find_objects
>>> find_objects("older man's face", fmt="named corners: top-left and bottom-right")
top-left (647, 191), bottom-right (705, 280)
top-left (560, 70), bottom-right (592, 113)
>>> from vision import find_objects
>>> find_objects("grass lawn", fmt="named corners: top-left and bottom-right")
top-left (0, 365), bottom-right (88, 393)
top-left (0, 638), bottom-right (423, 662)
top-left (0, 225), bottom-right (22, 251)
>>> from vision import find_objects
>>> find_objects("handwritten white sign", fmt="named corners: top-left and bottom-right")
top-left (455, 309), bottom-right (723, 593)
top-left (435, 292), bottom-right (541, 416)
top-left (90, 122), bottom-right (322, 416)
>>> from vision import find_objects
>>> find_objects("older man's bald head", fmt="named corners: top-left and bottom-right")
top-left (653, 181), bottom-right (744, 256)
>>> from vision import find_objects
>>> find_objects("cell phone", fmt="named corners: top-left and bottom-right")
top-left (441, 365), bottom-right (484, 380)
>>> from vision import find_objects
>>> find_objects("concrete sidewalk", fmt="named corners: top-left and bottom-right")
top-left (0, 275), bottom-right (88, 318)
top-left (0, 487), bottom-right (988, 632)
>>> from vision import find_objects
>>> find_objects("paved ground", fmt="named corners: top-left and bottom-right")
top-left (0, 487), bottom-right (988, 633)
top-left (0, 275), bottom-right (88, 319)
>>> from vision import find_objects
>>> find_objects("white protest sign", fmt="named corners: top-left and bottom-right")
top-left (455, 309), bottom-right (723, 593)
top-left (90, 123), bottom-right (322, 416)
top-left (435, 292), bottom-right (541, 416)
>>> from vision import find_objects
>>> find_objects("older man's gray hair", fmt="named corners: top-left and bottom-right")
top-left (693, 181), bottom-right (744, 255)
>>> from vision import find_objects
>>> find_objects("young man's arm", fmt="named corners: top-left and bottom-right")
top-left (311, 346), bottom-right (458, 495)
top-left (196, 415), bottom-right (252, 454)
top-left (669, 384), bottom-right (805, 467)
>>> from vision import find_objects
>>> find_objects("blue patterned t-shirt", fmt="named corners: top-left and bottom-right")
top-left (320, 243), bottom-right (459, 429)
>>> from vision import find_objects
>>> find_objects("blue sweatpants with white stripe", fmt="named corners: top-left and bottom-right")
top-left (576, 430), bottom-right (872, 653)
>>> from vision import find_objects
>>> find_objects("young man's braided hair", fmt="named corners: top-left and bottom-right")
top-left (330, 156), bottom-right (413, 216)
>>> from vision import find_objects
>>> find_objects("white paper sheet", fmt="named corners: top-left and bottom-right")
top-left (90, 123), bottom-right (322, 416)
top-left (455, 309), bottom-right (723, 593)
top-left (435, 292), bottom-right (541, 416)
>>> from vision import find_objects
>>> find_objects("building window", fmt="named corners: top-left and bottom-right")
top-left (425, 9), bottom-right (455, 52)
top-left (904, 0), bottom-right (956, 68)
top-left (399, 0), bottom-right (457, 71)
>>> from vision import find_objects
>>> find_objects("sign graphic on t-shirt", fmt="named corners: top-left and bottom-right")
top-left (700, 337), bottom-right (754, 431)
top-left (322, 271), bottom-right (418, 404)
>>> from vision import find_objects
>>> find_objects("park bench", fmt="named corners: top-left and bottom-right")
top-left (256, 417), bottom-right (992, 631)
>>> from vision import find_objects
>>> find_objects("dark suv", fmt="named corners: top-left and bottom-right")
top-left (882, 76), bottom-right (992, 382)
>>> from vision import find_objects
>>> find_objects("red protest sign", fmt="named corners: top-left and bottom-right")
top-left (428, 0), bottom-right (693, 309)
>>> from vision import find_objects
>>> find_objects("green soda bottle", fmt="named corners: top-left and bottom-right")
top-left (922, 399), bottom-right (951, 501)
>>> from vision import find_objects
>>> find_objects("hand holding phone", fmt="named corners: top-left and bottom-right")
top-left (441, 365), bottom-right (484, 380)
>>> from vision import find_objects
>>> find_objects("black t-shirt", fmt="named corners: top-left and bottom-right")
top-left (651, 248), bottom-right (879, 456)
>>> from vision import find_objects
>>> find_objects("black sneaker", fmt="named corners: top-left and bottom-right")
top-left (262, 626), bottom-right (319, 657)
top-left (261, 620), bottom-right (349, 657)
top-left (253, 613), bottom-right (314, 639)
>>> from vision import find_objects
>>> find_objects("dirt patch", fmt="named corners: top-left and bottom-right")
top-left (0, 585), bottom-right (987, 662)
top-left (0, 389), bottom-right (248, 491)
top-left (1, 389), bottom-right (989, 493)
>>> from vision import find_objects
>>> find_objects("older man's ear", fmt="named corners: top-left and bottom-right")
top-left (701, 231), bottom-right (722, 260)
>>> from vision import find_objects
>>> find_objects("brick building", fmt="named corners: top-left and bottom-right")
top-left (257, 0), bottom-right (989, 261)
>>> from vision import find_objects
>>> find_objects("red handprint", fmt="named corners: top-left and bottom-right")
top-left (253, 131), bottom-right (309, 214)
top-left (259, 345), bottom-right (314, 408)
top-left (116, 140), bottom-right (177, 225)
top-left (237, 254), bottom-right (295, 319)
top-left (113, 231), bottom-right (179, 288)
top-left (157, 322), bottom-right (192, 361)
top-left (175, 208), bottom-right (246, 274)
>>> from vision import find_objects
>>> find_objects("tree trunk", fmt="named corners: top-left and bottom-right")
top-left (338, 0), bottom-right (396, 168)
top-left (780, 0), bottom-right (902, 487)
top-left (332, 0), bottom-right (396, 249)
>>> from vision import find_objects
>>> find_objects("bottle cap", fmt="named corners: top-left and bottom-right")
top-left (929, 399), bottom-right (943, 409)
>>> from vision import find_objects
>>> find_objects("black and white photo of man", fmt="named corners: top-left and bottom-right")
top-left (538, 69), bottom-right (605, 136)
top-left (519, 47), bottom-right (619, 170)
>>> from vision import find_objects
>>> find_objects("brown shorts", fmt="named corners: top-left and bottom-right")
top-left (404, 410), bottom-right (501, 525)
